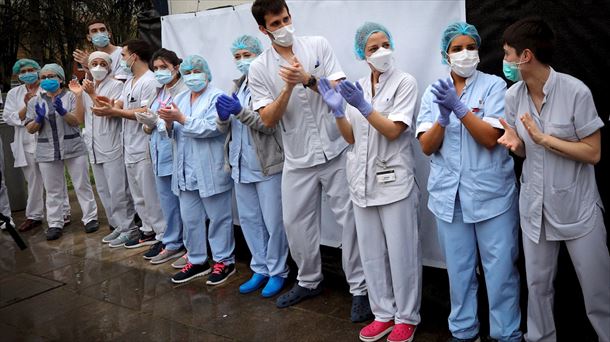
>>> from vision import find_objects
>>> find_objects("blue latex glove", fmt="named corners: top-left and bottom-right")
top-left (53, 96), bottom-right (67, 116)
top-left (337, 80), bottom-right (373, 118)
top-left (429, 81), bottom-right (451, 127)
top-left (317, 78), bottom-right (345, 118)
top-left (215, 93), bottom-right (242, 121)
top-left (431, 78), bottom-right (469, 119)
top-left (34, 102), bottom-right (46, 124)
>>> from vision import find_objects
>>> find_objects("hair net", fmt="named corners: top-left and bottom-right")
top-left (12, 58), bottom-right (41, 75)
top-left (88, 51), bottom-right (112, 67)
top-left (179, 55), bottom-right (212, 82)
top-left (231, 35), bottom-right (263, 56)
top-left (354, 22), bottom-right (394, 60)
top-left (41, 63), bottom-right (66, 81)
top-left (440, 22), bottom-right (481, 63)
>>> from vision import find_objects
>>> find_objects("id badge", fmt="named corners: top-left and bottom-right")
top-left (376, 169), bottom-right (396, 183)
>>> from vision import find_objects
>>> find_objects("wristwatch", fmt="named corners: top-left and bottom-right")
top-left (303, 74), bottom-right (317, 88)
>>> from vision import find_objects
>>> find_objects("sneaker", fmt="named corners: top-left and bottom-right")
top-left (352, 294), bottom-right (374, 323)
top-left (359, 320), bottom-right (394, 342)
top-left (448, 336), bottom-right (480, 342)
top-left (171, 262), bottom-right (211, 284)
top-left (124, 231), bottom-right (156, 249)
top-left (63, 215), bottom-right (71, 226)
top-left (109, 225), bottom-right (116, 232)
top-left (143, 242), bottom-right (163, 260)
top-left (102, 230), bottom-right (121, 244)
top-left (276, 283), bottom-right (323, 308)
top-left (84, 220), bottom-right (100, 233)
top-left (387, 323), bottom-right (416, 342)
top-left (18, 219), bottom-right (43, 232)
top-left (239, 273), bottom-right (268, 294)
top-left (108, 232), bottom-right (135, 248)
top-left (46, 227), bottom-right (63, 241)
top-left (261, 275), bottom-right (285, 298)
top-left (151, 247), bottom-right (185, 265)
top-left (206, 262), bottom-right (236, 285)
top-left (171, 254), bottom-right (189, 269)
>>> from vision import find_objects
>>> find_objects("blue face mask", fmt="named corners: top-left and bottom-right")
top-left (155, 69), bottom-right (174, 85)
top-left (184, 73), bottom-right (207, 92)
top-left (236, 58), bottom-right (255, 75)
top-left (91, 32), bottom-right (110, 48)
top-left (19, 72), bottom-right (38, 85)
top-left (120, 55), bottom-right (134, 75)
top-left (40, 78), bottom-right (60, 92)
top-left (502, 59), bottom-right (523, 82)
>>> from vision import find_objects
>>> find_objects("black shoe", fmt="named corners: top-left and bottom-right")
top-left (124, 231), bottom-right (156, 249)
top-left (143, 242), bottom-right (163, 260)
top-left (171, 262), bottom-right (211, 284)
top-left (206, 262), bottom-right (236, 285)
top-left (448, 336), bottom-right (481, 342)
top-left (134, 213), bottom-right (142, 227)
top-left (46, 227), bottom-right (63, 240)
top-left (84, 220), bottom-right (100, 233)
top-left (351, 294), bottom-right (374, 323)
top-left (109, 225), bottom-right (115, 231)
top-left (276, 283), bottom-right (322, 308)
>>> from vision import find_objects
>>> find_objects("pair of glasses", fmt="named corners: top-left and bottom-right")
top-left (40, 75), bottom-right (58, 80)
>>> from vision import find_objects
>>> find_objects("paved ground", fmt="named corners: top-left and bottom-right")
top-left (0, 189), bottom-right (601, 341)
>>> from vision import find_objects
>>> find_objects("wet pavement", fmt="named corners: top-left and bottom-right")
top-left (0, 189), bottom-right (601, 341)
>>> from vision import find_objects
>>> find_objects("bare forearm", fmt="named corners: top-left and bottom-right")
top-left (74, 94), bottom-right (85, 124)
top-left (335, 117), bottom-right (355, 144)
top-left (460, 112), bottom-right (502, 149)
top-left (418, 123), bottom-right (445, 155)
top-left (540, 130), bottom-right (601, 164)
top-left (367, 111), bottom-right (406, 141)
top-left (26, 121), bottom-right (41, 134)
top-left (63, 113), bottom-right (80, 126)
top-left (259, 84), bottom-right (294, 128)
top-left (18, 106), bottom-right (27, 121)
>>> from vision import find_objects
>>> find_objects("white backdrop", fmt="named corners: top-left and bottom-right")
top-left (161, 0), bottom-right (466, 268)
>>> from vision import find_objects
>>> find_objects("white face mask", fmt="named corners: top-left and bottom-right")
top-left (90, 66), bottom-right (108, 81)
top-left (268, 24), bottom-right (295, 47)
top-left (366, 47), bottom-right (393, 73)
top-left (448, 50), bottom-right (480, 78)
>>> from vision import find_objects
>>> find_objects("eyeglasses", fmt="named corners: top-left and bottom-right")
top-left (40, 75), bottom-right (58, 80)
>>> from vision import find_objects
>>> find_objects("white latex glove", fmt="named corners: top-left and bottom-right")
top-left (135, 109), bottom-right (159, 127)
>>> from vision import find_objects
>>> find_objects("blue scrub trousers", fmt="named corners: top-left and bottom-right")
top-left (155, 175), bottom-right (183, 251)
top-left (178, 189), bottom-right (235, 265)
top-left (436, 195), bottom-right (521, 342)
top-left (235, 174), bottom-right (289, 278)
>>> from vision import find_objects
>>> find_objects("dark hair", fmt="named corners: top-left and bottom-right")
top-left (251, 0), bottom-right (290, 28)
top-left (123, 39), bottom-right (153, 63)
top-left (502, 17), bottom-right (555, 64)
top-left (151, 48), bottom-right (183, 78)
top-left (86, 19), bottom-right (108, 32)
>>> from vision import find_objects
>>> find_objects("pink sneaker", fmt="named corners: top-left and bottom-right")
top-left (359, 320), bottom-right (394, 342)
top-left (387, 323), bottom-right (416, 342)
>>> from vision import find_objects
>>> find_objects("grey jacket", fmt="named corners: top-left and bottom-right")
top-left (216, 76), bottom-right (284, 176)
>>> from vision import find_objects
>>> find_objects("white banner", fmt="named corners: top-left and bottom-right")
top-left (162, 0), bottom-right (466, 268)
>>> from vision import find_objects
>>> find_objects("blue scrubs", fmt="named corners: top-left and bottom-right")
top-left (229, 81), bottom-right (288, 278)
top-left (416, 71), bottom-right (521, 342)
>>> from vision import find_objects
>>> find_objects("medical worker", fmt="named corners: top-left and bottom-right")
top-left (73, 19), bottom-right (129, 80)
top-left (157, 55), bottom-right (236, 286)
top-left (135, 48), bottom-right (187, 264)
top-left (91, 39), bottom-right (166, 248)
top-left (416, 22), bottom-right (521, 342)
top-left (25, 63), bottom-right (100, 240)
top-left (318, 22), bottom-right (421, 342)
top-left (70, 51), bottom-right (137, 245)
top-left (498, 17), bottom-right (609, 342)
top-left (215, 35), bottom-right (289, 297)
top-left (248, 0), bottom-right (370, 321)
top-left (4, 59), bottom-right (71, 232)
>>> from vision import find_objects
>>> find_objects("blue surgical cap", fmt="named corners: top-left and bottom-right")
top-left (12, 58), bottom-right (41, 75)
top-left (41, 63), bottom-right (66, 81)
top-left (440, 22), bottom-right (481, 64)
top-left (231, 35), bottom-right (263, 56)
top-left (354, 22), bottom-right (394, 60)
top-left (180, 55), bottom-right (212, 82)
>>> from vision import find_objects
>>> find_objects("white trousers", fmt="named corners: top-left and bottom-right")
top-left (523, 207), bottom-right (610, 342)
top-left (125, 159), bottom-right (166, 239)
top-left (91, 157), bottom-right (135, 232)
top-left (38, 155), bottom-right (97, 228)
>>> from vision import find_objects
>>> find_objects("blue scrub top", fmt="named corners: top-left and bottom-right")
top-left (150, 86), bottom-right (177, 177)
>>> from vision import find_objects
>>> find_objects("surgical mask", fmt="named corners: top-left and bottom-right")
top-left (448, 50), bottom-right (479, 78)
top-left (366, 47), bottom-right (393, 73)
top-left (236, 58), bottom-right (255, 75)
top-left (90, 66), bottom-right (108, 81)
top-left (19, 72), bottom-right (38, 85)
top-left (503, 59), bottom-right (526, 82)
top-left (91, 32), bottom-right (110, 48)
top-left (184, 73), bottom-right (207, 92)
top-left (120, 55), bottom-right (134, 75)
top-left (40, 78), bottom-right (60, 92)
top-left (154, 69), bottom-right (174, 85)
top-left (268, 24), bottom-right (295, 47)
